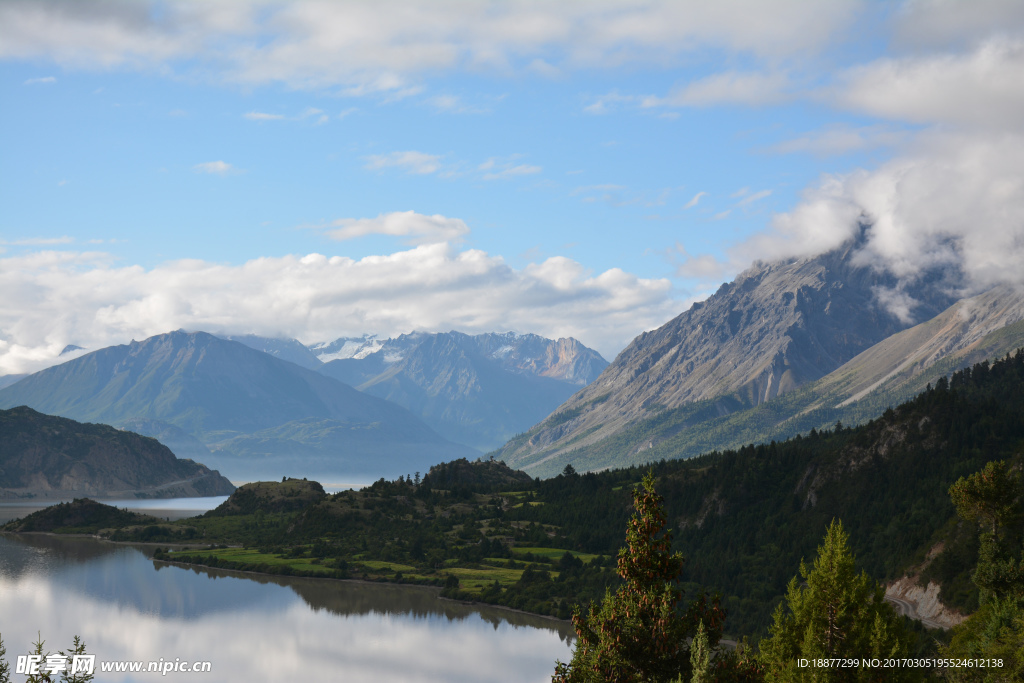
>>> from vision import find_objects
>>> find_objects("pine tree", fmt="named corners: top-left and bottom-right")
top-left (60, 635), bottom-right (94, 683)
top-left (553, 472), bottom-right (723, 682)
top-left (690, 620), bottom-right (711, 683)
top-left (758, 520), bottom-right (919, 682)
top-left (942, 460), bottom-right (1024, 681)
top-left (0, 632), bottom-right (10, 683)
top-left (25, 633), bottom-right (53, 683)
top-left (949, 460), bottom-right (1020, 538)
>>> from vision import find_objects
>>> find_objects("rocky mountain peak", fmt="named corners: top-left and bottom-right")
top-left (496, 238), bottom-right (964, 469)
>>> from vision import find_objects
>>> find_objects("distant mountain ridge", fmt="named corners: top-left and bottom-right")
top-left (309, 331), bottom-right (606, 385)
top-left (317, 331), bottom-right (608, 450)
top-left (224, 329), bottom-right (607, 451)
top-left (0, 406), bottom-right (234, 498)
top-left (495, 237), bottom-right (973, 474)
top-left (220, 334), bottom-right (323, 370)
top-left (0, 331), bottom-right (477, 481)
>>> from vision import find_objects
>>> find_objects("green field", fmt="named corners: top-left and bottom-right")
top-left (167, 547), bottom-right (335, 575)
top-left (510, 546), bottom-right (599, 563)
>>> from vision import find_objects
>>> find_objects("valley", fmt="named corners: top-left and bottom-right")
top-left (10, 349), bottom-right (1023, 649)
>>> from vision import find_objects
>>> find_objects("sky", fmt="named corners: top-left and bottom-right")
top-left (2, 0), bottom-right (1023, 374)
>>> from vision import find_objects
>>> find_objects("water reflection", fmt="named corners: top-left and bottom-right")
top-left (0, 534), bottom-right (572, 682)
top-left (185, 564), bottom-right (571, 635)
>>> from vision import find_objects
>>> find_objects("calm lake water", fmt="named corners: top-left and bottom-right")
top-left (0, 500), bottom-right (573, 682)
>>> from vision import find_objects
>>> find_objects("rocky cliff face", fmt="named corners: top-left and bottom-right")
top-left (0, 406), bottom-right (234, 498)
top-left (497, 238), bottom-right (964, 471)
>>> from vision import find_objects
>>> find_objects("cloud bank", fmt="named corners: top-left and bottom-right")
top-left (0, 1), bottom-right (860, 94)
top-left (0, 244), bottom-right (676, 375)
top-left (326, 211), bottom-right (469, 245)
top-left (689, 131), bottom-right (1024, 311)
top-left (669, 5), bottom-right (1024, 320)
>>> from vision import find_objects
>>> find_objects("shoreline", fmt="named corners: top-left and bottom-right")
top-left (1, 529), bottom-right (574, 628)
top-left (154, 554), bottom-right (573, 627)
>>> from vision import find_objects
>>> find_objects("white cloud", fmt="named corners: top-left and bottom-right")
top-left (0, 243), bottom-right (677, 374)
top-left (890, 0), bottom-right (1024, 51)
top-left (571, 184), bottom-right (670, 208)
top-left (673, 244), bottom-right (728, 280)
top-left (364, 151), bottom-right (442, 175)
top-left (527, 58), bottom-right (560, 78)
top-left (482, 164), bottom-right (542, 181)
top-left (684, 192), bottom-right (706, 209)
top-left (835, 36), bottom-right (1024, 131)
top-left (646, 70), bottom-right (793, 108)
top-left (192, 160), bottom-right (235, 175)
top-left (477, 155), bottom-right (542, 180)
top-left (0, 1), bottom-right (861, 91)
top-left (245, 108), bottom-right (328, 124)
top-left (737, 189), bottom-right (772, 206)
top-left (765, 124), bottom-right (907, 156)
top-left (716, 130), bottom-right (1024, 310)
top-left (326, 211), bottom-right (469, 245)
top-left (244, 111), bottom-right (286, 121)
top-left (23, 75), bottom-right (55, 84)
top-left (1, 236), bottom-right (74, 246)
top-left (427, 95), bottom-right (489, 114)
top-left (584, 91), bottom-right (637, 114)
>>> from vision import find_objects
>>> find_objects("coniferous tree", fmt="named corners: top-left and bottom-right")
top-left (758, 520), bottom-right (919, 682)
top-left (690, 620), bottom-right (711, 683)
top-left (0, 632), bottom-right (10, 683)
top-left (943, 460), bottom-right (1024, 681)
top-left (25, 633), bottom-right (53, 683)
top-left (60, 635), bottom-right (94, 683)
top-left (949, 461), bottom-right (1020, 539)
top-left (553, 472), bottom-right (723, 682)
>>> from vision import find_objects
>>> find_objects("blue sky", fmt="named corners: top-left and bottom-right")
top-left (2, 1), bottom-right (1023, 372)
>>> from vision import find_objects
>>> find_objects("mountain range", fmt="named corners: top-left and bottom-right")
top-left (3, 234), bottom-right (1022, 484)
top-left (0, 329), bottom-right (607, 482)
top-left (0, 331), bottom-right (478, 481)
top-left (231, 330), bottom-right (607, 451)
top-left (495, 238), bottom-right (1024, 476)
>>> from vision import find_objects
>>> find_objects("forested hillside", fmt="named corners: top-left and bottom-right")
top-left (22, 350), bottom-right (1024, 641)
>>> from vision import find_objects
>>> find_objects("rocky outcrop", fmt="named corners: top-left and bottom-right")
top-left (885, 577), bottom-right (966, 630)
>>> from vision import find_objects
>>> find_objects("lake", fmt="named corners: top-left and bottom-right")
top-left (0, 499), bottom-right (574, 682)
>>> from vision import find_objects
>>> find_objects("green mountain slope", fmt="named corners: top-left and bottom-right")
top-left (0, 406), bottom-right (234, 497)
